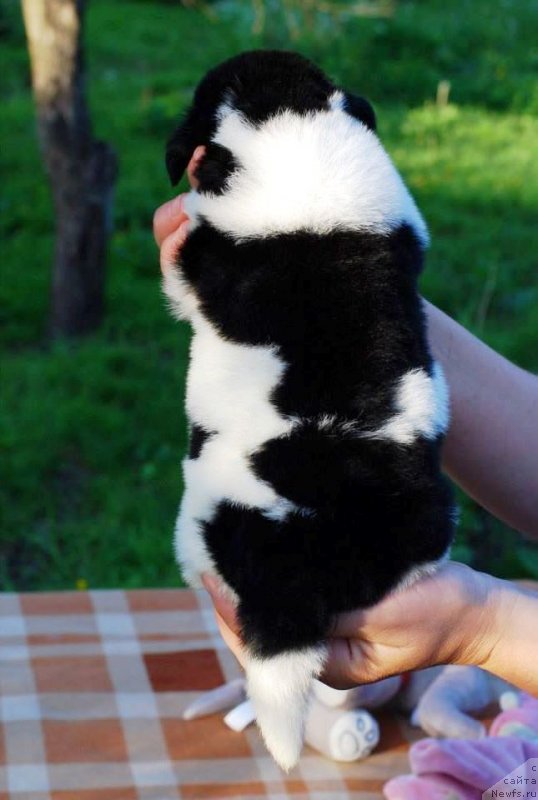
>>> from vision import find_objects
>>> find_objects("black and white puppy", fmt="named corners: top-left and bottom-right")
top-left (164, 50), bottom-right (456, 770)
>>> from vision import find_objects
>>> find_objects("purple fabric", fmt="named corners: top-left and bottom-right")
top-left (411, 736), bottom-right (538, 786)
top-left (385, 726), bottom-right (538, 799)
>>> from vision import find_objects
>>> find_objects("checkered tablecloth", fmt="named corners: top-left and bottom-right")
top-left (0, 588), bottom-right (422, 800)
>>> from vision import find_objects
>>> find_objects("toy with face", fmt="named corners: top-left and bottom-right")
top-left (163, 50), bottom-right (456, 771)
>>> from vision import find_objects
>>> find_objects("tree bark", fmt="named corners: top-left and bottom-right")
top-left (21, 0), bottom-right (117, 338)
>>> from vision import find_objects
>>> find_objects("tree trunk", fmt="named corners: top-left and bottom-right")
top-left (21, 0), bottom-right (117, 338)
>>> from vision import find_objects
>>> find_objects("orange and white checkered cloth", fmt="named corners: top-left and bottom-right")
top-left (0, 588), bottom-right (420, 800)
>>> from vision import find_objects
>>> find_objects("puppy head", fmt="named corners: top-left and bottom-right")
top-left (165, 50), bottom-right (376, 187)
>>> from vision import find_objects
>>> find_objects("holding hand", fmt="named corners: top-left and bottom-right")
top-left (201, 564), bottom-right (538, 695)
top-left (201, 563), bottom-right (495, 684)
top-left (153, 145), bottom-right (205, 273)
top-left (153, 193), bottom-right (190, 275)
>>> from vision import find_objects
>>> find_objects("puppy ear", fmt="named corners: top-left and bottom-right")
top-left (343, 92), bottom-right (377, 132)
top-left (165, 107), bottom-right (201, 186)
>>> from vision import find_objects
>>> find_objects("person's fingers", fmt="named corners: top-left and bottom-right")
top-left (320, 638), bottom-right (364, 689)
top-left (159, 220), bottom-right (190, 275)
top-left (214, 611), bottom-right (247, 669)
top-left (329, 607), bottom-right (368, 639)
top-left (153, 145), bottom-right (204, 247)
top-left (201, 573), bottom-right (242, 636)
top-left (202, 573), bottom-right (247, 669)
top-left (153, 195), bottom-right (189, 247)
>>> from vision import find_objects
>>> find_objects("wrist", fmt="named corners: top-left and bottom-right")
top-left (449, 568), bottom-right (506, 669)
top-left (477, 580), bottom-right (538, 691)
top-left (445, 566), bottom-right (538, 693)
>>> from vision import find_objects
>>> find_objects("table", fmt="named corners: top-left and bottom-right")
top-left (0, 588), bottom-right (430, 799)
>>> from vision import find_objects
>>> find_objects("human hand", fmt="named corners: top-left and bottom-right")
top-left (153, 145), bottom-right (205, 271)
top-left (321, 562), bottom-right (501, 688)
top-left (202, 563), bottom-right (507, 688)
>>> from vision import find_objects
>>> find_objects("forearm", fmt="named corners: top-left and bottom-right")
top-left (474, 579), bottom-right (538, 694)
top-left (424, 301), bottom-right (538, 536)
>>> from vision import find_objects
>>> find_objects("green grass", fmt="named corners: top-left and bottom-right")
top-left (1, 0), bottom-right (537, 591)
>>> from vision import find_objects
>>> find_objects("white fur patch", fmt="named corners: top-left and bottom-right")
top-left (328, 89), bottom-right (346, 112)
top-left (174, 312), bottom-right (307, 585)
top-left (162, 266), bottom-right (200, 322)
top-left (186, 315), bottom-right (291, 448)
top-left (246, 645), bottom-right (327, 771)
top-left (173, 507), bottom-right (211, 588)
top-left (368, 361), bottom-right (449, 445)
top-left (183, 98), bottom-right (428, 245)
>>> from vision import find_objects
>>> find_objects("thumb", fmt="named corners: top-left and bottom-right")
top-left (320, 637), bottom-right (377, 690)
top-left (160, 220), bottom-right (190, 275)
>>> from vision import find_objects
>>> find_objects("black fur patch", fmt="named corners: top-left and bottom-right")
top-left (194, 143), bottom-right (239, 195)
top-left (344, 91), bottom-right (377, 131)
top-left (219, 50), bottom-right (334, 123)
top-left (189, 423), bottom-right (211, 459)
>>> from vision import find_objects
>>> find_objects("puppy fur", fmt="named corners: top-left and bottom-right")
top-left (164, 50), bottom-right (456, 770)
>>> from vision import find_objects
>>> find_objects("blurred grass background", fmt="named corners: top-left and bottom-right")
top-left (1, 0), bottom-right (537, 591)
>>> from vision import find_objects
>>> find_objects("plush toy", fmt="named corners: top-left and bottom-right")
top-left (384, 692), bottom-right (538, 799)
top-left (409, 664), bottom-right (512, 739)
top-left (182, 676), bottom-right (381, 761)
top-left (182, 665), bottom-right (514, 763)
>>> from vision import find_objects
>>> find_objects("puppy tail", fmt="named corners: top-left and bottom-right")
top-left (244, 644), bottom-right (327, 771)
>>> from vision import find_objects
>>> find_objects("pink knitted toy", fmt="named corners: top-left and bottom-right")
top-left (384, 693), bottom-right (538, 800)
